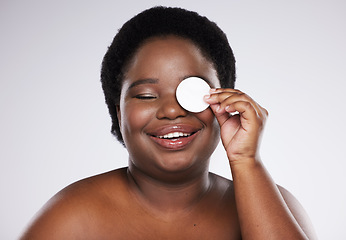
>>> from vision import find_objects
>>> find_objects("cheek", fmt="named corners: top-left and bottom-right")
top-left (201, 108), bottom-right (220, 128)
top-left (210, 117), bottom-right (221, 147)
top-left (120, 102), bottom-right (155, 137)
top-left (199, 109), bottom-right (220, 142)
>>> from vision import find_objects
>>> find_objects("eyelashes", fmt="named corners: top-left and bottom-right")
top-left (134, 94), bottom-right (157, 100)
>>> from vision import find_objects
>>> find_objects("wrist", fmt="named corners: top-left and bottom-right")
top-left (229, 156), bottom-right (263, 174)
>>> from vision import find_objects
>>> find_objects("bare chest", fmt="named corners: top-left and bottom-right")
top-left (86, 200), bottom-right (241, 240)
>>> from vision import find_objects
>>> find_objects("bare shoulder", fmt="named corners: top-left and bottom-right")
top-left (207, 173), bottom-right (236, 206)
top-left (209, 172), bottom-right (235, 194)
top-left (278, 185), bottom-right (318, 239)
top-left (20, 168), bottom-right (130, 240)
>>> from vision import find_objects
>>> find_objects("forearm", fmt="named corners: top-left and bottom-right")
top-left (230, 159), bottom-right (309, 240)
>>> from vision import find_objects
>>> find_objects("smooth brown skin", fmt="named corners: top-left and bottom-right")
top-left (20, 36), bottom-right (318, 239)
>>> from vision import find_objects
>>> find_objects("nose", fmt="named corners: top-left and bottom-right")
top-left (156, 94), bottom-right (188, 120)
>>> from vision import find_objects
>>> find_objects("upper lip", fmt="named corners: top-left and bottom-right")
top-left (146, 124), bottom-right (202, 138)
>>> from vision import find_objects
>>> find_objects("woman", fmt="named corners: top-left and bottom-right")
top-left (20, 7), bottom-right (317, 239)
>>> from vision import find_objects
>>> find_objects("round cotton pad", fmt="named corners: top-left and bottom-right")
top-left (176, 77), bottom-right (210, 113)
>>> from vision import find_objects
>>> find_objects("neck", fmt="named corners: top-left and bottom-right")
top-left (127, 164), bottom-right (212, 217)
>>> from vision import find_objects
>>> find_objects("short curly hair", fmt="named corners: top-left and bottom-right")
top-left (101, 6), bottom-right (236, 145)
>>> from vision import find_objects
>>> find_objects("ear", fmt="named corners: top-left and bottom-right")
top-left (116, 105), bottom-right (121, 130)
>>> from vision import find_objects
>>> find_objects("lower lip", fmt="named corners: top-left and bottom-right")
top-left (149, 132), bottom-right (199, 150)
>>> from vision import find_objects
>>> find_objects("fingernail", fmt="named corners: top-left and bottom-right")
top-left (209, 88), bottom-right (217, 93)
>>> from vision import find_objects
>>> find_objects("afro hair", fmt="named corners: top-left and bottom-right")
top-left (101, 6), bottom-right (236, 145)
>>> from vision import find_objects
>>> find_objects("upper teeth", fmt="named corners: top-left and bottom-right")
top-left (158, 132), bottom-right (191, 139)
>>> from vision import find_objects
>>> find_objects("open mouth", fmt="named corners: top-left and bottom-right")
top-left (154, 131), bottom-right (196, 139)
top-left (147, 127), bottom-right (200, 150)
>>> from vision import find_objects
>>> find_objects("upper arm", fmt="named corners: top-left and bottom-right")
top-left (278, 185), bottom-right (318, 240)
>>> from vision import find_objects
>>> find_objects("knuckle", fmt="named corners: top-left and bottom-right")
top-left (243, 101), bottom-right (253, 109)
top-left (264, 108), bottom-right (269, 117)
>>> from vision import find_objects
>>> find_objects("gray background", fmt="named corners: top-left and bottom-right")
top-left (1, 0), bottom-right (345, 239)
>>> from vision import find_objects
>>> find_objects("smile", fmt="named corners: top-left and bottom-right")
top-left (156, 132), bottom-right (193, 139)
top-left (146, 125), bottom-right (201, 150)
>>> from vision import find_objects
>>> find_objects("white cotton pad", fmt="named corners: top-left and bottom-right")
top-left (176, 77), bottom-right (210, 113)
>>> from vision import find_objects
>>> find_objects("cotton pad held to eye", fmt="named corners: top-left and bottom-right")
top-left (176, 77), bottom-right (210, 113)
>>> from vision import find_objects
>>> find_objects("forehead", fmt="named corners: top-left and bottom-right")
top-left (123, 36), bottom-right (220, 88)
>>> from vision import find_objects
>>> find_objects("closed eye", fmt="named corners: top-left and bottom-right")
top-left (135, 94), bottom-right (157, 100)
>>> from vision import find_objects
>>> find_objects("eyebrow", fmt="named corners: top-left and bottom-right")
top-left (128, 78), bottom-right (159, 90)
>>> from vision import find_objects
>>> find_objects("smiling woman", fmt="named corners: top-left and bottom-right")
top-left (19, 6), bottom-right (318, 240)
top-left (118, 36), bottom-right (221, 181)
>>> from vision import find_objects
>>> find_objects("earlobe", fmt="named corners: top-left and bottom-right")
top-left (116, 105), bottom-right (121, 130)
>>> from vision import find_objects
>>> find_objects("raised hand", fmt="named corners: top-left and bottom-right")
top-left (204, 88), bottom-right (268, 165)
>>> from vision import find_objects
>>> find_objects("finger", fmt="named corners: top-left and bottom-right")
top-left (209, 88), bottom-right (242, 94)
top-left (206, 89), bottom-right (269, 126)
top-left (224, 101), bottom-right (258, 121)
top-left (204, 91), bottom-right (243, 105)
top-left (210, 92), bottom-right (267, 120)
top-left (209, 103), bottom-right (231, 127)
top-left (235, 102), bottom-right (269, 132)
top-left (206, 92), bottom-right (256, 114)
